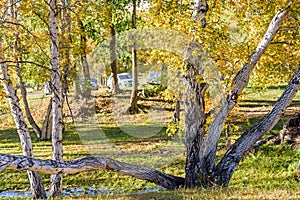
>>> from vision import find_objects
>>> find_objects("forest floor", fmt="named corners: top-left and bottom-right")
top-left (0, 85), bottom-right (299, 199)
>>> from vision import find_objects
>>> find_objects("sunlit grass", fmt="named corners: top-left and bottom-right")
top-left (0, 87), bottom-right (299, 198)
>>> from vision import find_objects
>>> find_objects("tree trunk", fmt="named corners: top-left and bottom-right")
top-left (192, 0), bottom-right (208, 28)
top-left (79, 20), bottom-right (92, 97)
top-left (204, 7), bottom-right (290, 171)
top-left (129, 0), bottom-right (139, 113)
top-left (183, 41), bottom-right (208, 188)
top-left (0, 154), bottom-right (185, 189)
top-left (60, 0), bottom-right (71, 132)
top-left (12, 3), bottom-right (42, 139)
top-left (41, 98), bottom-right (52, 140)
top-left (173, 99), bottom-right (180, 122)
top-left (0, 52), bottom-right (46, 199)
top-left (110, 24), bottom-right (120, 94)
top-left (49, 0), bottom-right (63, 197)
top-left (212, 67), bottom-right (300, 186)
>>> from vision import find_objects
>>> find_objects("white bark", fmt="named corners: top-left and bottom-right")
top-left (204, 7), bottom-right (290, 171)
top-left (49, 0), bottom-right (63, 196)
top-left (0, 48), bottom-right (46, 198)
top-left (192, 0), bottom-right (208, 27)
top-left (0, 154), bottom-right (185, 189)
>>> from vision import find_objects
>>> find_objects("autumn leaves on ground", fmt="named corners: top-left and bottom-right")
top-left (0, 86), bottom-right (299, 199)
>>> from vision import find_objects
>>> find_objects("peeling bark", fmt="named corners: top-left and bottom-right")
top-left (204, 7), bottom-right (290, 171)
top-left (192, 0), bottom-right (208, 28)
top-left (0, 49), bottom-right (46, 199)
top-left (0, 154), bottom-right (185, 189)
top-left (212, 67), bottom-right (300, 186)
top-left (49, 0), bottom-right (63, 196)
top-left (183, 41), bottom-right (208, 188)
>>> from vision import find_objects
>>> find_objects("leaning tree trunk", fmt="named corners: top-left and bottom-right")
top-left (0, 51), bottom-right (46, 198)
top-left (212, 66), bottom-right (300, 186)
top-left (129, 0), bottom-right (139, 113)
top-left (204, 7), bottom-right (290, 172)
top-left (13, 27), bottom-right (42, 139)
top-left (49, 0), bottom-right (63, 197)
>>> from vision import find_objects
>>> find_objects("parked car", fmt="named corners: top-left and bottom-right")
top-left (80, 78), bottom-right (98, 91)
top-left (147, 71), bottom-right (161, 84)
top-left (90, 78), bottom-right (98, 90)
top-left (107, 73), bottom-right (133, 89)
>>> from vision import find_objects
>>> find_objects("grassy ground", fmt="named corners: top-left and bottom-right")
top-left (0, 86), bottom-right (299, 199)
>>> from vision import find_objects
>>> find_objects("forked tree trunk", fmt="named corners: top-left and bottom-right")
top-left (129, 0), bottom-right (139, 113)
top-left (212, 67), bottom-right (300, 186)
top-left (0, 51), bottom-right (46, 198)
top-left (49, 0), bottom-right (63, 197)
top-left (204, 6), bottom-right (290, 172)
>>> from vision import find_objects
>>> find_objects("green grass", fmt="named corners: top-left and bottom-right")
top-left (0, 86), bottom-right (299, 199)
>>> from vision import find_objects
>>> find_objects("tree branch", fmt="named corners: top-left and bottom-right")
top-left (2, 20), bottom-right (50, 59)
top-left (0, 154), bottom-right (185, 190)
top-left (204, 6), bottom-right (290, 171)
top-left (0, 60), bottom-right (51, 71)
top-left (212, 66), bottom-right (300, 187)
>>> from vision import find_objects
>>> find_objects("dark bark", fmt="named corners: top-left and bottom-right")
top-left (41, 98), bottom-right (52, 140)
top-left (183, 41), bottom-right (208, 188)
top-left (0, 154), bottom-right (185, 189)
top-left (60, 0), bottom-right (71, 131)
top-left (173, 99), bottom-right (180, 122)
top-left (129, 0), bottom-right (139, 113)
top-left (79, 20), bottom-right (92, 97)
top-left (110, 24), bottom-right (120, 94)
top-left (212, 67), bottom-right (300, 186)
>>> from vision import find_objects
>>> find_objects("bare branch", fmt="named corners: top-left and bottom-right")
top-left (279, 27), bottom-right (299, 31)
top-left (0, 60), bottom-right (51, 71)
top-left (0, 154), bottom-right (185, 189)
top-left (2, 20), bottom-right (50, 59)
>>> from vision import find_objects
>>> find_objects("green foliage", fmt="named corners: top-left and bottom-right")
top-left (140, 83), bottom-right (167, 97)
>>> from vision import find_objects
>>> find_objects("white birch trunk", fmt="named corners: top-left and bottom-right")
top-left (0, 51), bottom-right (46, 199)
top-left (49, 0), bottom-right (63, 197)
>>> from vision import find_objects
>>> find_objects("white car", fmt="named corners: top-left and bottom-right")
top-left (107, 73), bottom-right (133, 89)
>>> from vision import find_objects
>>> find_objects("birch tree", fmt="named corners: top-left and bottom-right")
top-left (49, 0), bottom-right (63, 197)
top-left (0, 39), bottom-right (46, 200)
top-left (0, 0), bottom-right (299, 193)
